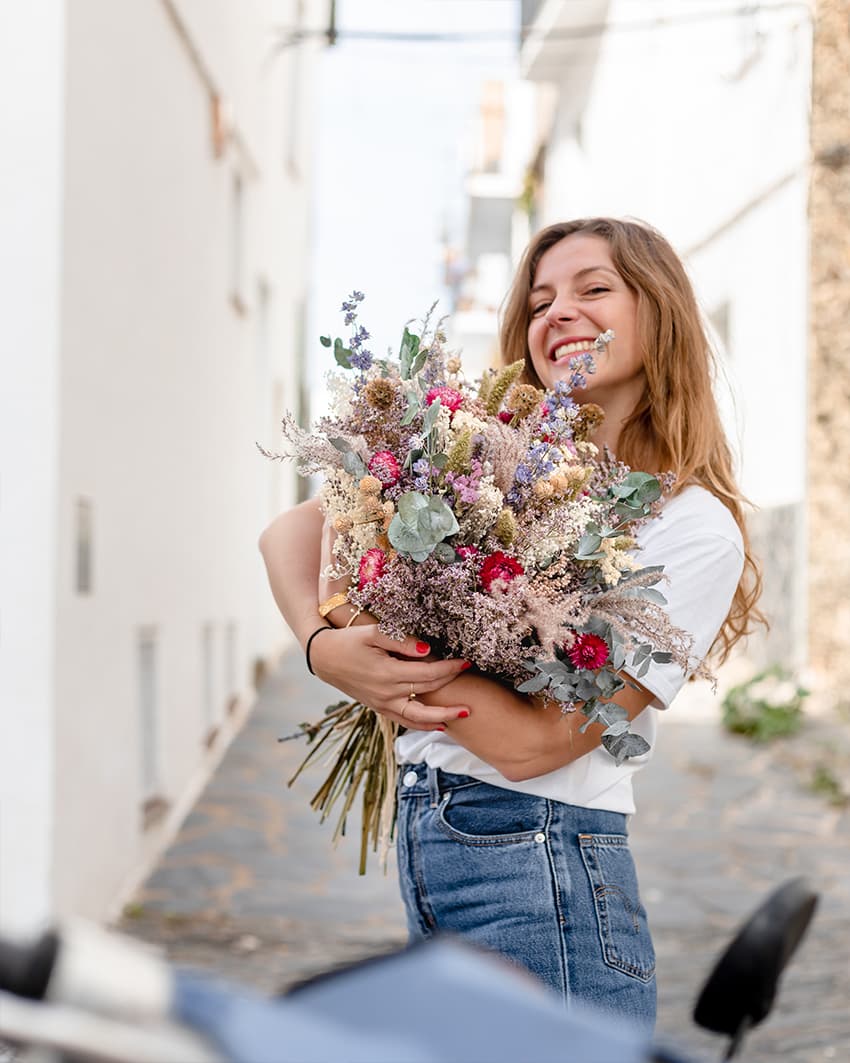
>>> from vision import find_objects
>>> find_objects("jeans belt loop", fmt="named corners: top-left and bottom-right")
top-left (427, 765), bottom-right (440, 809)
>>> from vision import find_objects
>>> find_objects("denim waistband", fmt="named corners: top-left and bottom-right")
top-left (397, 763), bottom-right (484, 806)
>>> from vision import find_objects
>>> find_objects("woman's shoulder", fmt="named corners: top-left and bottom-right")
top-left (638, 484), bottom-right (744, 559)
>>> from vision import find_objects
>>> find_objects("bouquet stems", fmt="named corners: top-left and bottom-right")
top-left (284, 702), bottom-right (398, 875)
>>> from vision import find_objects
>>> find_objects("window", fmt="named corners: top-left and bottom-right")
top-left (230, 172), bottom-right (247, 314)
top-left (201, 622), bottom-right (219, 742)
top-left (138, 628), bottom-right (159, 799)
top-left (75, 498), bottom-right (93, 594)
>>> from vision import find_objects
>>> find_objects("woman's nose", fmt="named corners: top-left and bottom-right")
top-left (544, 296), bottom-right (579, 326)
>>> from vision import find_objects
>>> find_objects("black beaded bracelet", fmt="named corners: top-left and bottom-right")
top-left (305, 625), bottom-right (333, 676)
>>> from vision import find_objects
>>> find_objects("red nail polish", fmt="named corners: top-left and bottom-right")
top-left (436, 725), bottom-right (447, 732)
top-left (416, 641), bottom-right (430, 654)
top-left (460, 661), bottom-right (472, 671)
top-left (457, 710), bottom-right (470, 719)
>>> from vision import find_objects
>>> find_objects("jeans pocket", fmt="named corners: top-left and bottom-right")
top-left (578, 832), bottom-right (656, 982)
top-left (436, 784), bottom-right (547, 846)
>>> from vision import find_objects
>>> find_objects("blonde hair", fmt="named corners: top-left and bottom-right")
top-left (500, 217), bottom-right (765, 662)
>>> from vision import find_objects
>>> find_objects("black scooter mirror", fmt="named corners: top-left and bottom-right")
top-left (693, 876), bottom-right (819, 1059)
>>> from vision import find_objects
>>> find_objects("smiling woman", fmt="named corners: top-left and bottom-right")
top-left (259, 216), bottom-right (764, 1031)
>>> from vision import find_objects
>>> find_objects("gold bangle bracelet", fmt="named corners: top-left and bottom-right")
top-left (318, 591), bottom-right (349, 618)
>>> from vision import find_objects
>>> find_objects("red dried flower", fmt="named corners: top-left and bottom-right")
top-left (498, 410), bottom-right (514, 424)
top-left (479, 551), bottom-right (524, 593)
top-left (358, 548), bottom-right (387, 589)
top-left (425, 386), bottom-right (464, 414)
top-left (368, 450), bottom-right (401, 487)
top-left (567, 633), bottom-right (610, 671)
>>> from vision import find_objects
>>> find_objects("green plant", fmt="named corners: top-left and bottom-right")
top-left (810, 763), bottom-right (850, 807)
top-left (721, 666), bottom-right (808, 742)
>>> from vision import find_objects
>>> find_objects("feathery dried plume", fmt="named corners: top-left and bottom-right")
top-left (445, 427), bottom-right (474, 475)
top-left (493, 508), bottom-right (518, 546)
top-left (486, 360), bottom-right (526, 416)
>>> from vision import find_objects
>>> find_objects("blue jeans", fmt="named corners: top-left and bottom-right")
top-left (396, 765), bottom-right (657, 1031)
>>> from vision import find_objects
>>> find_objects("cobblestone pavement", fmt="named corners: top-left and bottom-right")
top-left (119, 652), bottom-right (850, 1062)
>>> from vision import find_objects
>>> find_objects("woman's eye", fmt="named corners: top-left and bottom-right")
top-left (584, 287), bottom-right (609, 296)
top-left (530, 302), bottom-right (550, 317)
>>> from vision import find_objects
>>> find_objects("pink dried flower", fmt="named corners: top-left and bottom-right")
top-left (425, 386), bottom-right (464, 414)
top-left (456, 545), bottom-right (480, 560)
top-left (498, 410), bottom-right (514, 424)
top-left (567, 633), bottom-right (610, 670)
top-left (479, 551), bottom-right (524, 593)
top-left (368, 450), bottom-right (401, 487)
top-left (358, 548), bottom-right (387, 589)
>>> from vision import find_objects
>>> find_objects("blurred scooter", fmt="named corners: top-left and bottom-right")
top-left (0, 877), bottom-right (818, 1063)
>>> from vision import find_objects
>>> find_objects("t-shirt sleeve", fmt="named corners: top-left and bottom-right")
top-left (621, 525), bottom-right (745, 709)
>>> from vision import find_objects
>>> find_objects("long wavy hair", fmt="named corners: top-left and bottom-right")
top-left (499, 216), bottom-right (765, 662)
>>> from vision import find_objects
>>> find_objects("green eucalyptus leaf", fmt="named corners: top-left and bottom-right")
top-left (601, 719), bottom-right (630, 737)
top-left (432, 542), bottom-right (456, 563)
top-left (422, 398), bottom-right (442, 435)
top-left (517, 674), bottom-right (551, 694)
top-left (329, 436), bottom-right (352, 453)
top-left (320, 335), bottom-right (332, 348)
top-left (576, 532), bottom-right (603, 559)
top-left (397, 491), bottom-right (429, 525)
top-left (601, 731), bottom-right (651, 766)
top-left (410, 348), bottom-right (428, 377)
top-left (342, 451), bottom-right (368, 478)
top-left (334, 346), bottom-right (353, 369)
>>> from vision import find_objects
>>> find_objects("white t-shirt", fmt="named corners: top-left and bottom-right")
top-left (395, 485), bottom-right (744, 814)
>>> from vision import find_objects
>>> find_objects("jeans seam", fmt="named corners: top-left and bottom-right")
top-left (541, 801), bottom-right (571, 1004)
top-left (410, 799), bottom-right (437, 932)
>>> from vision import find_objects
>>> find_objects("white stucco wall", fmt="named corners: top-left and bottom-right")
top-left (26, 0), bottom-right (320, 921)
top-left (532, 0), bottom-right (811, 509)
top-left (0, 1), bottom-right (66, 932)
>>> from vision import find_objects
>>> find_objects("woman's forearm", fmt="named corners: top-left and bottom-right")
top-left (258, 498), bottom-right (325, 648)
top-left (423, 672), bottom-right (654, 781)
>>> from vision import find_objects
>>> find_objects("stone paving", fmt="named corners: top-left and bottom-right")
top-left (119, 651), bottom-right (850, 1062)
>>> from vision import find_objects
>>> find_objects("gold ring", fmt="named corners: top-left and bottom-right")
top-left (408, 684), bottom-right (417, 701)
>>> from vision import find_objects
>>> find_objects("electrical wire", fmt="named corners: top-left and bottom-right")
top-left (273, 2), bottom-right (810, 49)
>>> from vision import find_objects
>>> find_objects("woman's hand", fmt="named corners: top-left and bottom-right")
top-left (309, 623), bottom-right (472, 731)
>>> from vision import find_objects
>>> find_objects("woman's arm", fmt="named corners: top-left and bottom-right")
top-left (421, 671), bottom-right (655, 781)
top-left (258, 500), bottom-right (471, 727)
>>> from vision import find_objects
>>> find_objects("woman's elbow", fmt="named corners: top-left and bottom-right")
top-left (492, 754), bottom-right (544, 784)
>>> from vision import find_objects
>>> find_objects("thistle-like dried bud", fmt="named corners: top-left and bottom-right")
top-left (358, 475), bottom-right (383, 495)
top-left (446, 356), bottom-right (462, 374)
top-left (493, 508), bottom-right (517, 545)
top-left (363, 378), bottom-right (397, 410)
top-left (572, 402), bottom-right (605, 442)
top-left (533, 480), bottom-right (555, 500)
top-left (506, 383), bottom-right (543, 419)
top-left (333, 514), bottom-right (354, 534)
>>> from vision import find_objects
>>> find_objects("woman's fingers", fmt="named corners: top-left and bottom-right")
top-left (376, 701), bottom-right (469, 730)
top-left (368, 629), bottom-right (447, 661)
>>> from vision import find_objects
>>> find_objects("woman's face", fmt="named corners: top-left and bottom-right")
top-left (527, 234), bottom-right (644, 408)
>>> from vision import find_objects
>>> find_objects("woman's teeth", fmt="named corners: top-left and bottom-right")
top-left (551, 341), bottom-right (594, 361)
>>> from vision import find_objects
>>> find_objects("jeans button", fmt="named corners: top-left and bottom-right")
top-left (534, 832), bottom-right (546, 844)
top-left (402, 770), bottom-right (419, 787)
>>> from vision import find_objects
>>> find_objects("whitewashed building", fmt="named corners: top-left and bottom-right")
top-left (0, 0), bottom-right (325, 930)
top-left (481, 0), bottom-right (811, 668)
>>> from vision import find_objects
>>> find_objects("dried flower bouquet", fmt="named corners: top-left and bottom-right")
top-left (263, 294), bottom-right (699, 872)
